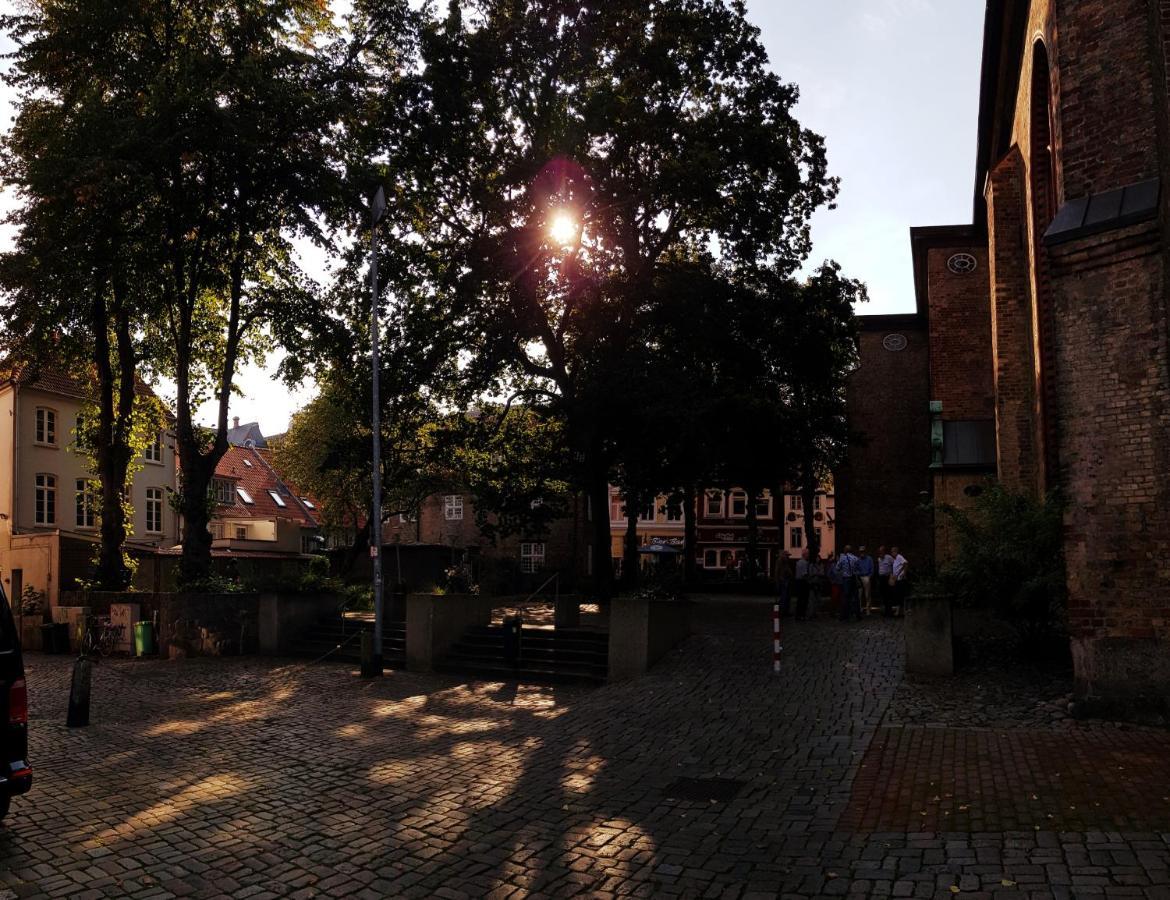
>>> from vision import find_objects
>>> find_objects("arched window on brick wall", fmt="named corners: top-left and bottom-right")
top-left (1030, 40), bottom-right (1061, 492)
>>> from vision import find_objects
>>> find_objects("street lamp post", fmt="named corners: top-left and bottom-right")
top-left (369, 185), bottom-right (387, 676)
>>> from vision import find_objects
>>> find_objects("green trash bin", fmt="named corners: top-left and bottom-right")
top-left (133, 621), bottom-right (155, 657)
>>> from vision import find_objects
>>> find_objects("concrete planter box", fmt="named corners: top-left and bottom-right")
top-left (609, 597), bottom-right (692, 682)
top-left (405, 593), bottom-right (494, 673)
top-left (905, 593), bottom-right (954, 676)
top-left (19, 617), bottom-right (44, 652)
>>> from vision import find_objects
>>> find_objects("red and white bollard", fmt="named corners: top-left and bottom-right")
top-left (772, 602), bottom-right (782, 674)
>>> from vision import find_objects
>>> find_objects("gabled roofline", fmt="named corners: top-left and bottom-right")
top-left (908, 224), bottom-right (983, 321)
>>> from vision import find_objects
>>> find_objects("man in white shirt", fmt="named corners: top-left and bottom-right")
top-left (891, 546), bottom-right (909, 616)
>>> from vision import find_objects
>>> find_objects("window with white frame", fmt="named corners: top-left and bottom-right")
top-left (790, 527), bottom-right (803, 548)
top-left (35, 473), bottom-right (56, 525)
top-left (235, 525), bottom-right (249, 540)
top-left (75, 479), bottom-right (98, 529)
top-left (35, 407), bottom-right (56, 446)
top-left (755, 494), bottom-right (772, 518)
top-left (815, 527), bottom-right (822, 548)
top-left (665, 500), bottom-right (683, 522)
top-left (399, 511), bottom-right (415, 524)
top-left (609, 491), bottom-right (624, 522)
top-left (444, 494), bottom-right (464, 520)
top-left (704, 492), bottom-right (724, 517)
top-left (236, 487), bottom-right (254, 505)
top-left (791, 494), bottom-right (803, 510)
top-left (814, 494), bottom-right (822, 510)
top-left (639, 500), bottom-right (656, 522)
top-left (144, 432), bottom-right (163, 463)
top-left (145, 487), bottom-right (163, 533)
top-left (211, 478), bottom-right (234, 505)
top-left (520, 542), bottom-right (545, 574)
top-left (268, 490), bottom-right (286, 508)
top-left (730, 490), bottom-right (747, 517)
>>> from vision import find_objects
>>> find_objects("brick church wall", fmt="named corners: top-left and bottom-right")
top-left (927, 246), bottom-right (994, 421)
top-left (986, 148), bottom-right (1042, 494)
top-left (835, 319), bottom-right (933, 567)
top-left (991, 0), bottom-right (1170, 712)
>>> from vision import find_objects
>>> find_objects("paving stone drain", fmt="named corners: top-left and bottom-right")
top-left (664, 776), bottom-right (747, 802)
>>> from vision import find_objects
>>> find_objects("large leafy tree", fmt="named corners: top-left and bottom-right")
top-left (1, 3), bottom-right (172, 589)
top-left (740, 263), bottom-right (867, 560)
top-left (358, 0), bottom-right (838, 597)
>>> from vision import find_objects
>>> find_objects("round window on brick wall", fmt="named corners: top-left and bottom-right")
top-left (882, 333), bottom-right (908, 352)
top-left (947, 252), bottom-right (978, 275)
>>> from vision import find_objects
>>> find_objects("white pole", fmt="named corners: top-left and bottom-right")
top-left (772, 602), bottom-right (782, 674)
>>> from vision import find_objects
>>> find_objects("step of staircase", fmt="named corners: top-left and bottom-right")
top-left (287, 616), bottom-right (406, 667)
top-left (437, 625), bottom-right (609, 685)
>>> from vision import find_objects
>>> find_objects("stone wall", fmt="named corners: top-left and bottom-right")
top-left (980, 0), bottom-right (1170, 712)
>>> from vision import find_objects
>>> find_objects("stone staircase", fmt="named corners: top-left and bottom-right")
top-left (286, 613), bottom-right (406, 668)
top-left (435, 623), bottom-right (609, 684)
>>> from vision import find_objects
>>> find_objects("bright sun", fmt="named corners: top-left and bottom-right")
top-left (549, 211), bottom-right (577, 246)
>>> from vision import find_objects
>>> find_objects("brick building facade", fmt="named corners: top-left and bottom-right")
top-left (849, 0), bottom-right (1170, 713)
top-left (835, 315), bottom-right (933, 568)
top-left (381, 490), bottom-right (592, 593)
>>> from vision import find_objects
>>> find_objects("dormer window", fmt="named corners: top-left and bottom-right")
top-left (35, 407), bottom-right (57, 446)
top-left (211, 478), bottom-right (235, 505)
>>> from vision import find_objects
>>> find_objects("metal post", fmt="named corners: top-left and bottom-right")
top-left (772, 602), bottom-right (782, 674)
top-left (369, 186), bottom-right (387, 677)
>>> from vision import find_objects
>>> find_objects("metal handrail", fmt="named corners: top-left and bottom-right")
top-left (522, 572), bottom-right (559, 607)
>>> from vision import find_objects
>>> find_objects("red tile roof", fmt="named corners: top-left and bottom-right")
top-left (1, 361), bottom-right (161, 400)
top-left (212, 445), bottom-right (319, 529)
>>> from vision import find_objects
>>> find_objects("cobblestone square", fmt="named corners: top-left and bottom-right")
top-left (1, 601), bottom-right (1167, 899)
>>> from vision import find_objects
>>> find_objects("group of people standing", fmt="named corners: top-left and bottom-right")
top-left (779, 545), bottom-right (909, 621)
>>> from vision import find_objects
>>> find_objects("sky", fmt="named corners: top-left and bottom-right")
top-left (0, 0), bottom-right (987, 435)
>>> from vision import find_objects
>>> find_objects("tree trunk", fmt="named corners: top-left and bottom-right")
top-left (801, 470), bottom-right (819, 562)
top-left (587, 453), bottom-right (614, 600)
top-left (91, 281), bottom-right (137, 591)
top-left (177, 452), bottom-right (217, 585)
top-left (621, 496), bottom-right (640, 592)
top-left (683, 484), bottom-right (697, 586)
top-left (745, 486), bottom-right (760, 580)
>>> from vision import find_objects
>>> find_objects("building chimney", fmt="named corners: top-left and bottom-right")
top-left (232, 416), bottom-right (240, 429)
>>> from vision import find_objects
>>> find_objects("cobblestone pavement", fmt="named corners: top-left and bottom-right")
top-left (2, 601), bottom-right (1169, 899)
top-left (885, 634), bottom-right (1087, 732)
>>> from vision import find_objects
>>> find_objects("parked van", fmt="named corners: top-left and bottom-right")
top-left (0, 584), bottom-right (31, 820)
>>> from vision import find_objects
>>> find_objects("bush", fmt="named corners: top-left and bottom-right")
top-left (178, 573), bottom-right (246, 594)
top-left (937, 483), bottom-right (1067, 652)
top-left (337, 583), bottom-right (373, 611)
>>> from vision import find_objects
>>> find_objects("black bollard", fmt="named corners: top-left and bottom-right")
top-left (502, 616), bottom-right (522, 668)
top-left (359, 631), bottom-right (379, 678)
top-left (66, 656), bottom-right (92, 728)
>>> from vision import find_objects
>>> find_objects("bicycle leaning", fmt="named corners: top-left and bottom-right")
top-left (79, 615), bottom-right (124, 660)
